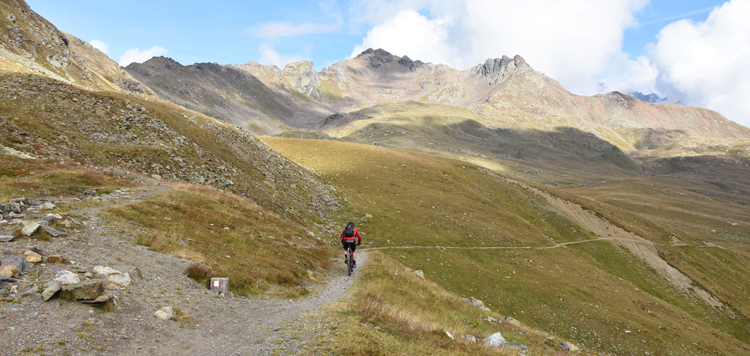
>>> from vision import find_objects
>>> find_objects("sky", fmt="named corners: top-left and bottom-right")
top-left (25, 0), bottom-right (750, 127)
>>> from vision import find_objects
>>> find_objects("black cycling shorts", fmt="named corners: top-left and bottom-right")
top-left (342, 240), bottom-right (357, 251)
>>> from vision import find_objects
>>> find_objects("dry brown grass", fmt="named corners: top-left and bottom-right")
top-left (103, 183), bottom-right (335, 298)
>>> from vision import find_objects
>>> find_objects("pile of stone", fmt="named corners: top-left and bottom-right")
top-left (1, 197), bottom-right (56, 221)
top-left (42, 264), bottom-right (130, 305)
top-left (0, 197), bottom-right (78, 242)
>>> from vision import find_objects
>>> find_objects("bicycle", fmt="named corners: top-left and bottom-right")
top-left (346, 244), bottom-right (355, 276)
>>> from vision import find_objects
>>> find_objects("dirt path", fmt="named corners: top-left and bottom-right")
top-left (362, 236), bottom-right (659, 251)
top-left (0, 185), bottom-right (367, 355)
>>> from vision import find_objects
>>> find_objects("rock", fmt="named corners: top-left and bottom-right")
top-left (0, 235), bottom-right (14, 242)
top-left (0, 265), bottom-right (20, 277)
top-left (81, 293), bottom-right (114, 304)
top-left (83, 188), bottom-right (97, 196)
top-left (42, 282), bottom-right (61, 301)
top-left (61, 279), bottom-right (106, 300)
top-left (108, 273), bottom-right (131, 287)
top-left (559, 342), bottom-right (579, 352)
top-left (21, 221), bottom-right (40, 236)
top-left (1, 253), bottom-right (24, 273)
top-left (503, 343), bottom-right (528, 351)
top-left (42, 214), bottom-right (56, 222)
top-left (47, 255), bottom-right (70, 264)
top-left (93, 266), bottom-right (119, 276)
top-left (54, 270), bottom-right (81, 285)
top-left (40, 202), bottom-right (56, 210)
top-left (505, 316), bottom-right (521, 326)
top-left (487, 316), bottom-right (500, 323)
top-left (464, 334), bottom-right (477, 343)
top-left (23, 251), bottom-right (42, 263)
top-left (414, 270), bottom-right (425, 279)
top-left (38, 223), bottom-right (66, 237)
top-left (445, 331), bottom-right (454, 340)
top-left (155, 306), bottom-right (175, 320)
top-left (483, 332), bottom-right (506, 347)
top-left (464, 297), bottom-right (485, 308)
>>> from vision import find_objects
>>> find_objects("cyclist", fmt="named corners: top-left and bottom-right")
top-left (340, 222), bottom-right (362, 267)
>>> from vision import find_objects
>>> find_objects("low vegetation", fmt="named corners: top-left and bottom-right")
top-left (264, 137), bottom-right (750, 355)
top-left (102, 183), bottom-right (335, 298)
top-left (286, 251), bottom-right (584, 355)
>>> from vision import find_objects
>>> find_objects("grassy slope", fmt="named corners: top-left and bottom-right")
top-left (263, 137), bottom-right (750, 355)
top-left (287, 251), bottom-right (585, 355)
top-left (0, 71), bottom-right (348, 297)
top-left (102, 184), bottom-right (334, 298)
top-left (321, 101), bottom-right (644, 186)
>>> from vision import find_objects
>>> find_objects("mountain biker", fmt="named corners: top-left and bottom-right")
top-left (340, 222), bottom-right (362, 267)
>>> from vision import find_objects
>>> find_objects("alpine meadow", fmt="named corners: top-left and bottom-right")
top-left (0, 1), bottom-right (749, 355)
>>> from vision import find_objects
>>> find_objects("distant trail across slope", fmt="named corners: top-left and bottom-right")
top-left (366, 176), bottom-right (725, 309)
top-left (362, 237), bottom-right (657, 251)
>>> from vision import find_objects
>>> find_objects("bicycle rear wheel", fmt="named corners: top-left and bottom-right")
top-left (347, 246), bottom-right (353, 276)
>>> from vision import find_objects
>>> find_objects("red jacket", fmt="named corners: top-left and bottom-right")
top-left (341, 227), bottom-right (362, 244)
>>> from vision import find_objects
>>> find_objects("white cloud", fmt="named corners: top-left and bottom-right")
top-left (598, 55), bottom-right (659, 94)
top-left (258, 43), bottom-right (304, 67)
top-left (350, 9), bottom-right (458, 66)
top-left (349, 0), bottom-right (648, 94)
top-left (118, 46), bottom-right (168, 67)
top-left (249, 20), bottom-right (341, 39)
top-left (648, 0), bottom-right (750, 126)
top-left (89, 39), bottom-right (108, 55)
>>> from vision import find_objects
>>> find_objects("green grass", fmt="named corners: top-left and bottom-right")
top-left (289, 251), bottom-right (575, 355)
top-left (264, 137), bottom-right (750, 355)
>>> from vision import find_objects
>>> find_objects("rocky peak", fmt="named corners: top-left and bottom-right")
top-left (467, 55), bottom-right (528, 85)
top-left (283, 61), bottom-right (321, 100)
top-left (130, 56), bottom-right (183, 70)
top-left (0, 0), bottom-right (70, 70)
top-left (356, 48), bottom-right (398, 69)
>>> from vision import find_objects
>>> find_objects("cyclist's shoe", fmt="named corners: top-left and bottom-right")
top-left (353, 260), bottom-right (357, 268)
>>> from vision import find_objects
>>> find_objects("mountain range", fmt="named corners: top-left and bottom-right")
top-left (1, 0), bottom-right (749, 354)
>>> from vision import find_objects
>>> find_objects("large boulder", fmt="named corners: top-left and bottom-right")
top-left (61, 279), bottom-right (106, 300)
top-left (24, 251), bottom-right (42, 263)
top-left (483, 332), bottom-right (506, 347)
top-left (155, 306), bottom-right (175, 320)
top-left (21, 221), bottom-right (40, 236)
top-left (42, 281), bottom-right (61, 301)
top-left (0, 264), bottom-right (20, 277)
top-left (1, 252), bottom-right (24, 273)
top-left (464, 297), bottom-right (485, 308)
top-left (94, 266), bottom-right (131, 287)
top-left (54, 270), bottom-right (80, 285)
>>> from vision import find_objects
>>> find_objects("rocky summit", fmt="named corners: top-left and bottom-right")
top-left (1, 1), bottom-right (750, 355)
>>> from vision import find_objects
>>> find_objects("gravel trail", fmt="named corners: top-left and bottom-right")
top-left (0, 185), bottom-right (366, 355)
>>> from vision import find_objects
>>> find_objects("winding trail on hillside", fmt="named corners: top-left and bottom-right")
top-left (366, 175), bottom-right (725, 309)
top-left (363, 236), bottom-right (667, 251)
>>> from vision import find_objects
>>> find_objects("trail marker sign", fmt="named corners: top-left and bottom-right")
top-left (210, 278), bottom-right (228, 293)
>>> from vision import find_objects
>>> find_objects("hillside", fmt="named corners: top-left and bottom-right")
top-left (264, 137), bottom-right (750, 355)
top-left (1, 0), bottom-right (749, 355)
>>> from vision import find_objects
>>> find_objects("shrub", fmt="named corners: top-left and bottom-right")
top-left (185, 262), bottom-right (213, 283)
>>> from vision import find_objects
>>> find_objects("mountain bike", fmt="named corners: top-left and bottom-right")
top-left (346, 244), bottom-right (355, 276)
